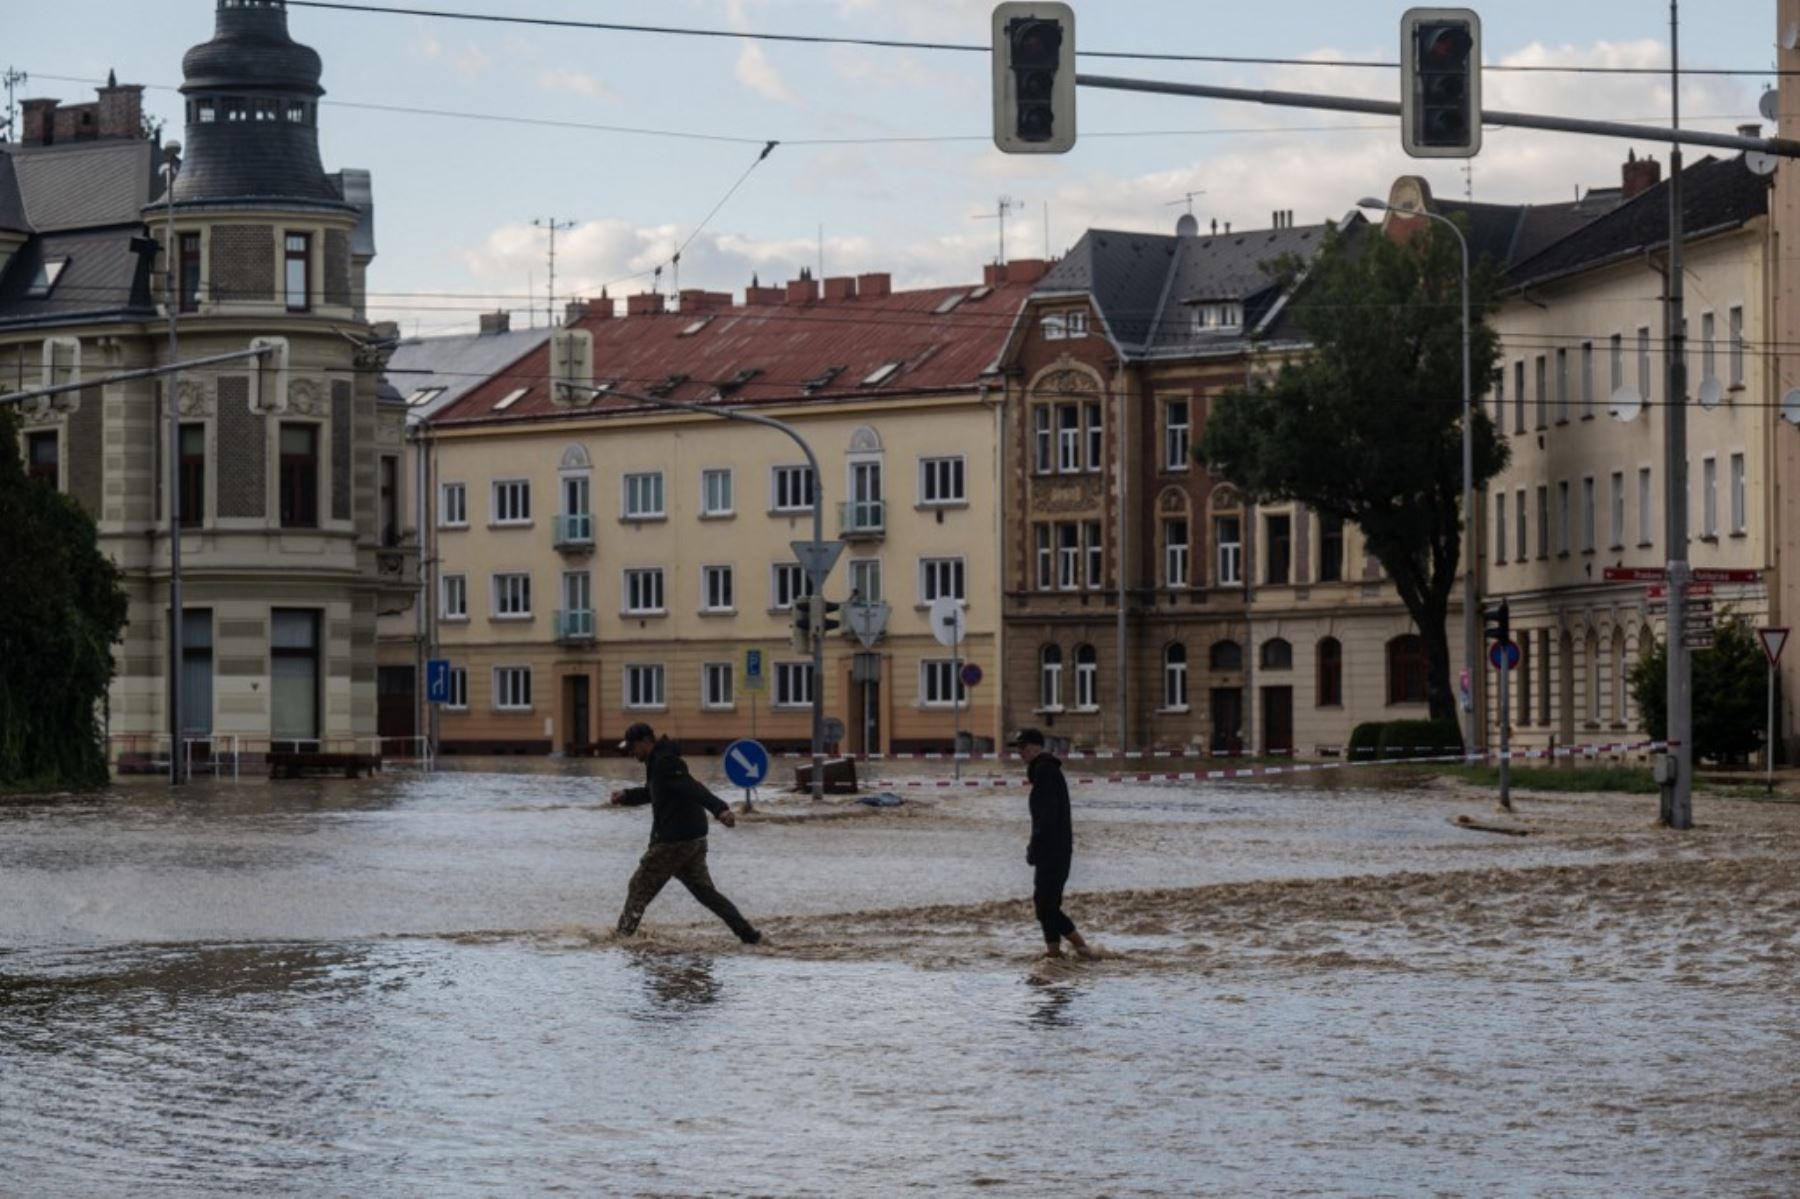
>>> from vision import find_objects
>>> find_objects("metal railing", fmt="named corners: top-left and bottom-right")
top-left (554, 607), bottom-right (597, 642)
top-left (838, 499), bottom-right (885, 537)
top-left (553, 512), bottom-right (595, 549)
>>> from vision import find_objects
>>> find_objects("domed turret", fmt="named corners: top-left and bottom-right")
top-left (172, 0), bottom-right (344, 206)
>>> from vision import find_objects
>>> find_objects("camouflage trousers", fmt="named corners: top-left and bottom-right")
top-left (616, 837), bottom-right (758, 942)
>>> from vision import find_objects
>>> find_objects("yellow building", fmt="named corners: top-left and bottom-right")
top-left (412, 268), bottom-right (1044, 755)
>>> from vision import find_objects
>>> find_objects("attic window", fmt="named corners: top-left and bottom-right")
top-left (493, 387), bottom-right (530, 411)
top-left (862, 361), bottom-right (902, 387)
top-left (934, 293), bottom-right (965, 315)
top-left (1192, 303), bottom-right (1242, 333)
top-left (967, 285), bottom-right (994, 301)
top-left (405, 386), bottom-right (446, 407)
top-left (648, 374), bottom-right (688, 399)
top-left (680, 317), bottom-right (713, 337)
top-left (717, 368), bottom-right (762, 395)
top-left (803, 364), bottom-right (846, 393)
top-left (1041, 313), bottom-right (1067, 341)
top-left (1066, 311), bottom-right (1089, 338)
top-left (26, 258), bottom-right (69, 299)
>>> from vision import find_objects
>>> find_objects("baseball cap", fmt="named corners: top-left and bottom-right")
top-left (618, 722), bottom-right (656, 751)
top-left (1011, 727), bottom-right (1046, 748)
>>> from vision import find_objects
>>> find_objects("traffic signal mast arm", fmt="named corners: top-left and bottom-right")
top-left (0, 343), bottom-right (280, 408)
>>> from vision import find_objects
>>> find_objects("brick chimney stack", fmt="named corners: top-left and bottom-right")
top-left (19, 98), bottom-right (58, 146)
top-left (97, 77), bottom-right (145, 140)
top-left (1622, 150), bottom-right (1662, 200)
top-left (823, 276), bottom-right (857, 301)
top-left (479, 310), bottom-right (511, 335)
top-left (857, 272), bottom-right (892, 299)
top-left (626, 292), bottom-right (667, 317)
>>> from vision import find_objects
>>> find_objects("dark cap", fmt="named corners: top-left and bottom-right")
top-left (618, 722), bottom-right (656, 751)
top-left (1011, 727), bottom-right (1046, 748)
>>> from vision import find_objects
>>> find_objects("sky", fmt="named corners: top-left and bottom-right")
top-left (2, 0), bottom-right (1786, 335)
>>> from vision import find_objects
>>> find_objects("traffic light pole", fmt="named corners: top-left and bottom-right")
top-left (1661, 2), bottom-right (1694, 830)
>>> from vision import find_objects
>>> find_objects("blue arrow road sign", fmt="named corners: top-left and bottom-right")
top-left (426, 659), bottom-right (452, 704)
top-left (724, 739), bottom-right (771, 788)
top-left (1489, 640), bottom-right (1520, 671)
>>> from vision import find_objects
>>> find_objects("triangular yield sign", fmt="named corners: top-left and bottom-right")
top-left (1758, 627), bottom-right (1789, 667)
top-left (790, 538), bottom-right (846, 584)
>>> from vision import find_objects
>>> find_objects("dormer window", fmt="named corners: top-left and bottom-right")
top-left (1066, 311), bottom-right (1089, 338)
top-left (26, 258), bottom-right (69, 299)
top-left (286, 102), bottom-right (309, 124)
top-left (1041, 313), bottom-right (1067, 341)
top-left (1193, 302), bottom-right (1243, 332)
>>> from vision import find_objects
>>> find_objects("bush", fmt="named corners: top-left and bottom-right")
top-left (1348, 722), bottom-right (1386, 762)
top-left (1629, 618), bottom-right (1773, 764)
top-left (1377, 719), bottom-right (1464, 761)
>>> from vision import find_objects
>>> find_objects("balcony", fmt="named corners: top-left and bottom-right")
top-left (838, 499), bottom-right (886, 540)
top-left (554, 608), bottom-right (596, 643)
top-left (553, 512), bottom-right (595, 553)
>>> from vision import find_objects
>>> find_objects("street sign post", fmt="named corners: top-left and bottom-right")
top-left (426, 659), bottom-right (451, 705)
top-left (724, 738), bottom-right (770, 811)
top-left (1760, 628), bottom-right (1789, 793)
top-left (960, 663), bottom-right (984, 689)
top-left (742, 646), bottom-right (765, 739)
top-left (790, 539), bottom-right (846, 587)
top-left (931, 597), bottom-right (969, 776)
top-left (1488, 640), bottom-right (1520, 670)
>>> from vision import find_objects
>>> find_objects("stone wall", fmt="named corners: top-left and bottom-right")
top-left (209, 226), bottom-right (274, 303)
top-left (215, 376), bottom-right (265, 518)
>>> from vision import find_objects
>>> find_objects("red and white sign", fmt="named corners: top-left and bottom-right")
top-left (1759, 627), bottom-right (1789, 667)
top-left (1691, 568), bottom-right (1765, 585)
top-left (1603, 567), bottom-right (1666, 583)
top-left (1646, 583), bottom-right (1714, 600)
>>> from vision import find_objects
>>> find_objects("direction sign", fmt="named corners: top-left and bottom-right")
top-left (1759, 627), bottom-right (1790, 667)
top-left (1646, 583), bottom-right (1713, 600)
top-left (930, 596), bottom-right (968, 648)
top-left (959, 662), bottom-right (984, 688)
top-left (723, 739), bottom-right (771, 788)
top-left (1690, 568), bottom-right (1765, 585)
top-left (426, 659), bottom-right (452, 704)
top-left (741, 647), bottom-right (766, 694)
top-left (1489, 640), bottom-right (1520, 670)
top-left (790, 538), bottom-right (846, 585)
top-left (1603, 566), bottom-right (1666, 583)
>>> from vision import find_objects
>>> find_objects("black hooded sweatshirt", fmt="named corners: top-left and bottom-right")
top-left (616, 737), bottom-right (729, 844)
top-left (1026, 752), bottom-right (1073, 865)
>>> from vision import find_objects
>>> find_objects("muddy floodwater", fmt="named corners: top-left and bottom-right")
top-left (3, 762), bottom-right (1796, 1196)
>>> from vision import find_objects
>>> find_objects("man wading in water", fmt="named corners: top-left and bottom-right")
top-left (611, 722), bottom-right (762, 945)
top-left (1015, 728), bottom-right (1095, 959)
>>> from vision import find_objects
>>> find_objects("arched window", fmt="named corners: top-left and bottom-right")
top-left (1585, 630), bottom-right (1600, 724)
top-left (1316, 637), bottom-right (1343, 707)
top-left (1039, 645), bottom-right (1064, 710)
top-left (1163, 644), bottom-right (1189, 710)
top-left (1260, 638), bottom-right (1293, 671)
top-left (1386, 634), bottom-right (1429, 705)
top-left (1611, 626), bottom-right (1628, 725)
top-left (1209, 639), bottom-right (1242, 671)
top-left (1073, 644), bottom-right (1098, 710)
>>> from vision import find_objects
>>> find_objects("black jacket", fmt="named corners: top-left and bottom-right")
top-left (1026, 752), bottom-right (1073, 865)
top-left (616, 737), bottom-right (729, 844)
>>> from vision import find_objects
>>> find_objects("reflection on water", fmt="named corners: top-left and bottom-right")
top-left (629, 950), bottom-right (723, 1020)
top-left (1023, 977), bottom-right (1080, 1029)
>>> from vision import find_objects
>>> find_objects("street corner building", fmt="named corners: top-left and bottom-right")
top-left (1, 0), bottom-right (412, 768)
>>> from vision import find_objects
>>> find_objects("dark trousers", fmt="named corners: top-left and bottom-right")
top-left (1033, 856), bottom-right (1077, 944)
top-left (616, 837), bottom-right (758, 941)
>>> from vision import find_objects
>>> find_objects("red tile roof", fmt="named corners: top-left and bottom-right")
top-left (429, 272), bottom-right (1043, 427)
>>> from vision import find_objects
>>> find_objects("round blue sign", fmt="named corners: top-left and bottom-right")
top-left (959, 663), bottom-right (984, 688)
top-left (1489, 640), bottom-right (1520, 671)
top-left (723, 739), bottom-right (771, 788)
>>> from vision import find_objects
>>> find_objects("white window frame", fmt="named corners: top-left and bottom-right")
top-left (623, 567), bottom-right (666, 616)
top-left (1515, 489), bottom-right (1527, 562)
top-left (1729, 452), bottom-right (1747, 535)
top-left (624, 663), bottom-right (666, 711)
top-left (493, 665), bottom-right (532, 712)
top-left (850, 557), bottom-right (883, 605)
top-left (1496, 500), bottom-right (1508, 565)
top-left (702, 662), bottom-right (735, 711)
top-left (701, 564), bottom-right (735, 613)
top-left (1728, 305), bottom-right (1745, 388)
top-left (623, 471), bottom-right (665, 521)
top-left (1637, 467), bottom-right (1654, 546)
top-left (919, 659), bottom-right (968, 709)
top-left (1057, 523), bottom-right (1080, 591)
top-left (1067, 310), bottom-right (1089, 338)
top-left (1038, 647), bottom-right (1064, 712)
top-left (774, 661), bottom-right (813, 709)
top-left (1085, 401), bottom-right (1103, 473)
top-left (1609, 471), bottom-right (1625, 550)
top-left (439, 481), bottom-right (468, 528)
top-left (1073, 647), bottom-right (1098, 711)
top-left (1215, 516), bottom-right (1243, 587)
top-left (1033, 407), bottom-right (1053, 474)
top-left (491, 572), bottom-right (532, 620)
top-left (1701, 456), bottom-right (1718, 538)
top-left (491, 479), bottom-right (531, 526)
top-left (1041, 313), bottom-right (1067, 341)
top-left (1056, 403), bottom-right (1082, 473)
top-left (700, 468), bottom-right (734, 518)
top-left (918, 456), bottom-right (966, 507)
top-left (771, 464), bottom-right (815, 514)
top-left (1035, 525), bottom-right (1053, 591)
top-left (1700, 311), bottom-right (1716, 384)
top-left (1164, 398), bottom-right (1190, 471)
top-left (1580, 341), bottom-right (1594, 418)
top-left (1164, 519), bottom-right (1189, 589)
top-left (440, 573), bottom-right (468, 621)
top-left (445, 667), bottom-right (468, 711)
top-left (1580, 476), bottom-right (1595, 553)
top-left (771, 562), bottom-right (812, 611)
top-left (1084, 521), bottom-right (1103, 590)
top-left (919, 557), bottom-right (966, 604)
top-left (1162, 646), bottom-right (1189, 712)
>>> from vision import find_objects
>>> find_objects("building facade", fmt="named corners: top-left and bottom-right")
top-left (1, 0), bottom-right (409, 764)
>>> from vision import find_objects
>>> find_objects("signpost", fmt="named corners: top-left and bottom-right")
top-left (1489, 638), bottom-right (1517, 809)
top-left (723, 738), bottom-right (770, 812)
top-left (1760, 628), bottom-right (1789, 793)
top-left (931, 596), bottom-right (969, 778)
top-left (742, 646), bottom-right (765, 739)
top-left (426, 659), bottom-right (451, 705)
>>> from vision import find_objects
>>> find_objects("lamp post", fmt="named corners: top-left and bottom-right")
top-left (1358, 197), bottom-right (1477, 758)
top-left (164, 142), bottom-right (185, 786)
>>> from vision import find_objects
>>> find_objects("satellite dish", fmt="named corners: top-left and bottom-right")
top-left (1782, 388), bottom-right (1800, 426)
top-left (1697, 376), bottom-right (1724, 410)
top-left (1748, 151), bottom-right (1779, 177)
top-left (1784, 22), bottom-right (1800, 50)
top-left (1761, 88), bottom-right (1780, 122)
top-left (1608, 385), bottom-right (1643, 423)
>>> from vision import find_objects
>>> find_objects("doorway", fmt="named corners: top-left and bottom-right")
top-left (564, 674), bottom-right (591, 754)
top-left (1261, 686), bottom-right (1293, 757)
top-left (1210, 687), bottom-right (1243, 754)
top-left (377, 665), bottom-right (417, 743)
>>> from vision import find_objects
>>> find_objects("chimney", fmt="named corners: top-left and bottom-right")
top-left (785, 275), bottom-right (820, 304)
top-left (678, 289), bottom-right (733, 314)
top-left (626, 292), bottom-right (666, 317)
top-left (983, 263), bottom-right (1007, 287)
top-left (96, 79), bottom-right (145, 140)
top-left (1210, 218), bottom-right (1218, 235)
top-left (479, 310), bottom-right (511, 335)
top-left (744, 284), bottom-right (784, 306)
top-left (1738, 123), bottom-right (1763, 140)
top-left (1005, 258), bottom-right (1050, 285)
top-left (823, 275), bottom-right (857, 301)
top-left (563, 300), bottom-right (589, 325)
top-left (857, 272), bottom-right (892, 299)
top-left (1622, 150), bottom-right (1662, 200)
top-left (20, 98), bottom-right (58, 146)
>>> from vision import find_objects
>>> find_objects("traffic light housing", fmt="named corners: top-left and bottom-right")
top-left (816, 596), bottom-right (842, 637)
top-left (1484, 600), bottom-right (1510, 647)
top-left (790, 598), bottom-right (812, 654)
top-left (1402, 8), bottom-right (1481, 158)
top-left (992, 3), bottom-right (1076, 154)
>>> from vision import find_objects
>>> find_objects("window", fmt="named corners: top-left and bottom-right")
top-left (222, 98), bottom-right (246, 123)
top-left (774, 662), bottom-right (813, 708)
top-left (1555, 348), bottom-right (1568, 421)
top-left (178, 233), bottom-right (201, 312)
top-left (1039, 645), bottom-right (1064, 710)
top-left (176, 423), bottom-right (205, 526)
top-left (1694, 311), bottom-right (1715, 388)
top-left (1610, 471), bottom-right (1625, 549)
top-left (1260, 638), bottom-right (1292, 671)
top-left (1493, 366), bottom-right (1504, 426)
top-left (1515, 489), bottom-right (1527, 562)
top-left (492, 388), bottom-right (529, 412)
top-left (1638, 468), bottom-right (1654, 545)
top-left (1728, 305), bottom-right (1745, 387)
top-left (1057, 523), bottom-right (1080, 590)
top-left (1265, 514), bottom-right (1291, 585)
top-left (1512, 360), bottom-right (1525, 433)
top-left (920, 557), bottom-right (965, 603)
top-left (920, 456), bottom-right (965, 505)
top-left (701, 468), bottom-right (733, 516)
top-left (1386, 635), bottom-right (1429, 705)
top-left (1556, 481), bottom-right (1570, 555)
top-left (772, 563), bottom-right (812, 610)
top-left (703, 662), bottom-right (735, 710)
top-left (491, 479), bottom-right (530, 525)
top-left (379, 455), bottom-right (400, 547)
top-left (1637, 326), bottom-right (1652, 403)
top-left (920, 660), bottom-right (968, 708)
top-left (440, 574), bottom-right (468, 621)
top-left (1535, 485), bottom-right (1549, 559)
top-left (1316, 637), bottom-right (1343, 707)
top-left (1496, 500), bottom-right (1508, 565)
top-left (278, 423), bottom-right (318, 528)
top-left (1041, 313), bottom-right (1067, 341)
top-left (1318, 514), bottom-right (1344, 583)
top-left (1215, 515), bottom-right (1242, 585)
top-left (270, 610), bottom-right (320, 741)
top-left (625, 568), bottom-right (666, 614)
top-left (440, 482), bottom-right (468, 527)
top-left (702, 565), bottom-right (734, 612)
top-left (1193, 303), bottom-right (1242, 331)
top-left (197, 100), bottom-right (216, 123)
top-left (1035, 525), bottom-right (1053, 590)
top-left (1580, 342), bottom-right (1594, 417)
top-left (492, 572), bottom-right (532, 618)
top-left (287, 101), bottom-right (308, 124)
top-left (562, 571), bottom-right (592, 626)
top-left (1162, 644), bottom-right (1189, 710)
top-left (25, 258), bottom-right (67, 299)
top-left (1057, 403), bottom-right (1081, 472)
top-left (772, 465), bottom-right (814, 512)
top-left (1164, 399), bottom-right (1190, 470)
top-left (284, 232), bottom-right (310, 312)
top-left (1730, 452), bottom-right (1746, 535)
top-left (494, 666), bottom-right (533, 711)
top-left (1609, 333), bottom-right (1623, 396)
top-left (27, 431), bottom-right (57, 487)
top-left (445, 667), bottom-right (468, 711)
top-left (1534, 354), bottom-right (1547, 428)
top-left (850, 557), bottom-right (883, 605)
top-left (623, 472), bottom-right (664, 520)
top-left (1701, 456), bottom-right (1718, 538)
top-left (1210, 640), bottom-right (1243, 671)
top-left (1074, 645), bottom-right (1098, 710)
top-left (562, 474), bottom-right (591, 523)
top-left (1164, 519), bottom-right (1189, 588)
top-left (1085, 401), bottom-right (1103, 471)
top-left (1033, 407), bottom-right (1053, 474)
top-left (1083, 521), bottom-right (1103, 589)
top-left (253, 98), bottom-right (277, 122)
top-left (1517, 633), bottom-right (1532, 727)
top-left (625, 664), bottom-right (665, 710)
top-left (1580, 477), bottom-right (1595, 553)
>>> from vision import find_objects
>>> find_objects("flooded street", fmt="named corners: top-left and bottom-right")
top-left (3, 763), bottom-right (1796, 1195)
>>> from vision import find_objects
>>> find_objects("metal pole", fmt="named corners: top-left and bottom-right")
top-left (2, 346), bottom-right (274, 409)
top-left (1499, 653), bottom-right (1512, 808)
top-left (952, 614), bottom-right (962, 780)
top-left (1662, 1), bottom-right (1695, 830)
top-left (1770, 661), bottom-right (1777, 795)
top-left (164, 151), bottom-right (184, 787)
top-left (1113, 375), bottom-right (1128, 752)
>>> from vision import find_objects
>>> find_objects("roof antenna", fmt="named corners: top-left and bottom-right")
top-left (972, 195), bottom-right (1024, 264)
top-left (1165, 190), bottom-right (1206, 214)
top-left (533, 218), bottom-right (574, 328)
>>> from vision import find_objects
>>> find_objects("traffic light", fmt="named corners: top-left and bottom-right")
top-left (1484, 600), bottom-right (1510, 647)
top-left (1401, 8), bottom-right (1481, 158)
top-left (790, 598), bottom-right (812, 654)
top-left (816, 596), bottom-right (842, 638)
top-left (992, 3), bottom-right (1076, 155)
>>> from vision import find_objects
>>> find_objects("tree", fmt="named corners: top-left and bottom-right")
top-left (0, 405), bottom-right (129, 790)
top-left (1197, 221), bottom-right (1507, 722)
top-left (1628, 617), bottom-right (1769, 763)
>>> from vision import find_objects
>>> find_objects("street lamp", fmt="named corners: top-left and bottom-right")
top-left (1357, 196), bottom-right (1477, 758)
top-left (164, 141), bottom-right (186, 786)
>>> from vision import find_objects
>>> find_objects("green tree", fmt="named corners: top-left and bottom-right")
top-left (1628, 617), bottom-right (1769, 763)
top-left (1197, 221), bottom-right (1508, 722)
top-left (0, 404), bottom-right (129, 790)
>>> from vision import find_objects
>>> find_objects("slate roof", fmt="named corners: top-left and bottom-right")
top-left (7, 140), bottom-right (155, 232)
top-left (0, 228), bottom-right (156, 325)
top-left (385, 326), bottom-right (555, 420)
top-left (0, 154), bottom-right (30, 234)
top-left (431, 278), bottom-right (1038, 428)
top-left (1504, 155), bottom-right (1769, 292)
top-left (1429, 194), bottom-right (1614, 274)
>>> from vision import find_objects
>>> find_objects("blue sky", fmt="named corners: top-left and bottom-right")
top-left (4, 0), bottom-right (1782, 333)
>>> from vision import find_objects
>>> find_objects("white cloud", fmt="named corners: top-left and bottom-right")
top-left (735, 41), bottom-right (798, 103)
top-left (535, 66), bottom-right (616, 102)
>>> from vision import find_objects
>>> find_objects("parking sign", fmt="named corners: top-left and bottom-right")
top-left (742, 647), bottom-right (766, 693)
